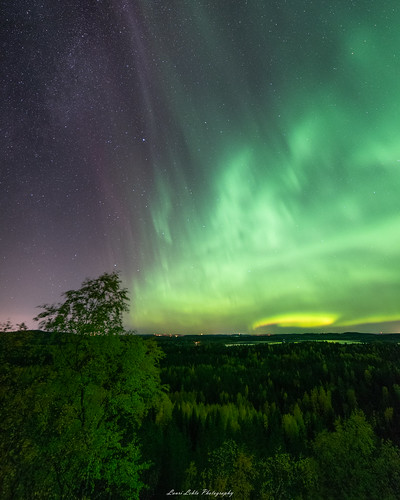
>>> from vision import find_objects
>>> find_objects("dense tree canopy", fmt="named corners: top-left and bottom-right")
top-left (1, 272), bottom-right (165, 499)
top-left (140, 339), bottom-right (400, 498)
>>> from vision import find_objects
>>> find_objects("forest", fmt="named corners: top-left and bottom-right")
top-left (140, 337), bottom-right (400, 499)
top-left (2, 333), bottom-right (400, 499)
top-left (1, 273), bottom-right (400, 499)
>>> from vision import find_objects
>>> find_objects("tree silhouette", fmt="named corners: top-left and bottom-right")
top-left (0, 320), bottom-right (14, 332)
top-left (34, 271), bottom-right (129, 335)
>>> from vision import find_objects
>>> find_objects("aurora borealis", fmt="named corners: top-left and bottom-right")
top-left (2, 1), bottom-right (400, 333)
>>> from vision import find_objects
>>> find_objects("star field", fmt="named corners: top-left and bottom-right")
top-left (1, 1), bottom-right (400, 333)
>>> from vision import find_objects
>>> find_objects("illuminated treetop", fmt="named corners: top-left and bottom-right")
top-left (34, 271), bottom-right (129, 335)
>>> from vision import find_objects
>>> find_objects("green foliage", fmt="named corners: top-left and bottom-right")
top-left (202, 439), bottom-right (238, 490)
top-left (312, 411), bottom-right (400, 499)
top-left (182, 461), bottom-right (198, 490)
top-left (230, 450), bottom-right (256, 500)
top-left (312, 411), bottom-right (375, 498)
top-left (201, 440), bottom-right (255, 499)
top-left (143, 339), bottom-right (400, 497)
top-left (34, 271), bottom-right (129, 335)
top-left (1, 273), bottom-right (165, 499)
top-left (259, 453), bottom-right (317, 500)
top-left (372, 440), bottom-right (400, 499)
top-left (4, 330), bottom-right (400, 498)
top-left (1, 337), bottom-right (161, 499)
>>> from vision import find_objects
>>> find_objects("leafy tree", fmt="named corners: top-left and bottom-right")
top-left (182, 461), bottom-right (199, 490)
top-left (230, 450), bottom-right (256, 500)
top-left (201, 440), bottom-right (255, 498)
top-left (34, 271), bottom-right (129, 335)
top-left (259, 453), bottom-right (317, 500)
top-left (371, 440), bottom-right (400, 499)
top-left (311, 410), bottom-right (400, 499)
top-left (201, 439), bottom-right (239, 491)
top-left (1, 272), bottom-right (165, 499)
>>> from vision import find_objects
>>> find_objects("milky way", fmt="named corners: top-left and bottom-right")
top-left (2, 1), bottom-right (400, 333)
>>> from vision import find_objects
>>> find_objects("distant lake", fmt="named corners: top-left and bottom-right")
top-left (225, 339), bottom-right (363, 346)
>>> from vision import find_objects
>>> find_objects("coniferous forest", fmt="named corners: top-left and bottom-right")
top-left (2, 334), bottom-right (400, 499)
top-left (1, 274), bottom-right (400, 499)
top-left (141, 337), bottom-right (400, 499)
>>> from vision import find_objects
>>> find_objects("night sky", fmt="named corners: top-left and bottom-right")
top-left (2, 1), bottom-right (400, 334)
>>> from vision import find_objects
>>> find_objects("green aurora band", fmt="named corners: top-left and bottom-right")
top-left (130, 2), bottom-right (400, 333)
